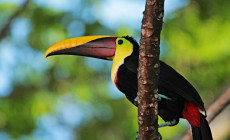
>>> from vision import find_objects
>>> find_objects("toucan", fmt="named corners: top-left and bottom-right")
top-left (45, 36), bottom-right (213, 140)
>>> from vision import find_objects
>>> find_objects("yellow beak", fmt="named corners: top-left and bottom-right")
top-left (44, 36), bottom-right (118, 60)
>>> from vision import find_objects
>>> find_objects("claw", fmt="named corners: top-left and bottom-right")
top-left (134, 96), bottom-right (138, 106)
top-left (136, 131), bottom-right (139, 140)
top-left (158, 132), bottom-right (162, 140)
top-left (157, 96), bottom-right (161, 101)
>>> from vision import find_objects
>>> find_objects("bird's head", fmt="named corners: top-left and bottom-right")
top-left (44, 35), bottom-right (139, 62)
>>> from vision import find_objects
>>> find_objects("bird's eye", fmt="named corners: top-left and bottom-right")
top-left (118, 39), bottom-right (123, 45)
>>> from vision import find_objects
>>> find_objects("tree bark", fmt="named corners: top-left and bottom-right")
top-left (181, 86), bottom-right (230, 140)
top-left (137, 0), bottom-right (165, 140)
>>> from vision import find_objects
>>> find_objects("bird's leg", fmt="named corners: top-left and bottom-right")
top-left (134, 96), bottom-right (138, 106)
top-left (158, 94), bottom-right (174, 101)
top-left (135, 131), bottom-right (162, 140)
top-left (158, 119), bottom-right (178, 128)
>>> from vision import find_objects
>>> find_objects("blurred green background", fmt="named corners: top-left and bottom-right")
top-left (0, 0), bottom-right (230, 139)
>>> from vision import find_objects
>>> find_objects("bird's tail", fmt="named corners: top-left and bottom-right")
top-left (191, 115), bottom-right (213, 140)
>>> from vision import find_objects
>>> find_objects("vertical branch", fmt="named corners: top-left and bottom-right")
top-left (138, 0), bottom-right (165, 140)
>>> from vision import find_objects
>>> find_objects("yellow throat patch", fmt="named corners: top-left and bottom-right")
top-left (111, 38), bottom-right (134, 83)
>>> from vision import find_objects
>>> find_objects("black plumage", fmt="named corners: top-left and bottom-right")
top-left (114, 36), bottom-right (212, 140)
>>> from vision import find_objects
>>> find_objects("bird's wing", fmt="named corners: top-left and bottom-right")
top-left (159, 61), bottom-right (205, 111)
top-left (124, 59), bottom-right (205, 111)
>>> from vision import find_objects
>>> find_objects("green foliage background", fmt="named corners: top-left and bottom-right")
top-left (0, 0), bottom-right (230, 140)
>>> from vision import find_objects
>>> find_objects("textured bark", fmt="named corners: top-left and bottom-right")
top-left (181, 87), bottom-right (230, 140)
top-left (0, 0), bottom-right (29, 42)
top-left (137, 0), bottom-right (165, 140)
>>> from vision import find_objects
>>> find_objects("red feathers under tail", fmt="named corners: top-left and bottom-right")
top-left (191, 115), bottom-right (213, 140)
top-left (183, 102), bottom-right (213, 140)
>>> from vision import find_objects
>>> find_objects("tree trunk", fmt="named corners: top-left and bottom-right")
top-left (137, 0), bottom-right (165, 140)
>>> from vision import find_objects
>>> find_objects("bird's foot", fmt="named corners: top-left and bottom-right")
top-left (158, 132), bottom-right (162, 140)
top-left (158, 119), bottom-right (178, 128)
top-left (135, 131), bottom-right (139, 140)
top-left (135, 94), bottom-right (173, 105)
